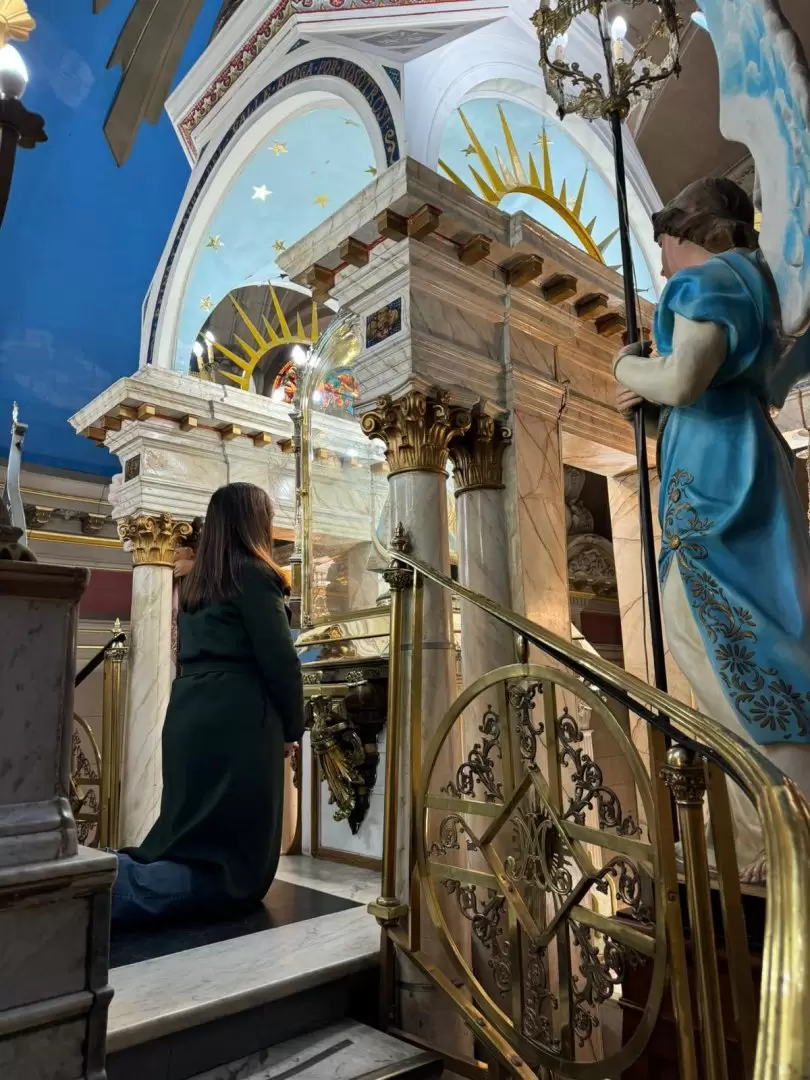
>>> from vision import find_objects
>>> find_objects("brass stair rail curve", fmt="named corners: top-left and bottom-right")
top-left (375, 538), bottom-right (810, 1080)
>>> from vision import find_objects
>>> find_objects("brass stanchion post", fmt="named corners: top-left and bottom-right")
top-left (662, 746), bottom-right (729, 1080)
top-left (100, 622), bottom-right (128, 850)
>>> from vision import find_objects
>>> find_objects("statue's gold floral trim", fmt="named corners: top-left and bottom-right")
top-left (661, 469), bottom-right (809, 738)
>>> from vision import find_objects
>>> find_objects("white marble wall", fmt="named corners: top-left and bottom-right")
top-left (508, 411), bottom-right (570, 642)
top-left (121, 563), bottom-right (175, 846)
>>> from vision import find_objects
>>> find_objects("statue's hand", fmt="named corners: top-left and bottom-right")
top-left (615, 383), bottom-right (645, 419)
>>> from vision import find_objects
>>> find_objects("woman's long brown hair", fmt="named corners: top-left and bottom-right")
top-left (180, 483), bottom-right (288, 613)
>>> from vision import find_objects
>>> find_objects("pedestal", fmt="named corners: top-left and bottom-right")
top-left (117, 515), bottom-right (192, 846)
top-left (0, 561), bottom-right (116, 1080)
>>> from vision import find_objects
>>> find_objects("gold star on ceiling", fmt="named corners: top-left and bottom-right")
top-left (270, 142), bottom-right (288, 155)
top-left (462, 144), bottom-right (477, 157)
top-left (273, 239), bottom-right (286, 253)
top-left (200, 296), bottom-right (213, 311)
top-left (366, 166), bottom-right (378, 176)
top-left (252, 185), bottom-right (272, 201)
top-left (206, 235), bottom-right (223, 251)
top-left (314, 194), bottom-right (329, 208)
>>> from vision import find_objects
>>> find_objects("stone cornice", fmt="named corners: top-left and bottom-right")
top-left (278, 157), bottom-right (655, 330)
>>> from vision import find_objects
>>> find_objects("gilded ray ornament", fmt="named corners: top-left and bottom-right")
top-left (208, 285), bottom-right (320, 392)
top-left (0, 0), bottom-right (35, 46)
top-left (439, 106), bottom-right (618, 264)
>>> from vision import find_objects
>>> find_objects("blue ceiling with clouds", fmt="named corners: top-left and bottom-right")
top-left (440, 97), bottom-right (656, 299)
top-left (0, 0), bottom-right (222, 476)
top-left (174, 106), bottom-right (376, 372)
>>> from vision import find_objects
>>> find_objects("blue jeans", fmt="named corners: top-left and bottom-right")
top-left (111, 852), bottom-right (206, 926)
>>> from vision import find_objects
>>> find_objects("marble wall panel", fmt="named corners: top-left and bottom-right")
top-left (509, 325), bottom-right (557, 381)
top-left (410, 291), bottom-right (499, 366)
top-left (0, 1018), bottom-right (86, 1080)
top-left (509, 410), bottom-right (570, 641)
top-left (0, 897), bottom-right (88, 1011)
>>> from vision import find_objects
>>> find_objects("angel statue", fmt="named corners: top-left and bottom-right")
top-left (614, 0), bottom-right (810, 883)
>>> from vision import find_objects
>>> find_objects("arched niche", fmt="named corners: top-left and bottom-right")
top-left (143, 57), bottom-right (401, 372)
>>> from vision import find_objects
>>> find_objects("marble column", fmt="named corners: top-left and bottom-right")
top-left (607, 471), bottom-right (692, 770)
top-left (117, 514), bottom-right (192, 846)
top-left (362, 389), bottom-right (473, 1059)
top-left (506, 409), bottom-right (570, 642)
top-left (450, 408), bottom-right (515, 684)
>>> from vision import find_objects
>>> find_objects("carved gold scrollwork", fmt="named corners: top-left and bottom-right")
top-left (557, 705), bottom-right (642, 837)
top-left (448, 406), bottom-right (512, 495)
top-left (118, 513), bottom-right (193, 567)
top-left (308, 694), bottom-right (370, 833)
top-left (361, 389), bottom-right (471, 476)
top-left (71, 714), bottom-right (101, 847)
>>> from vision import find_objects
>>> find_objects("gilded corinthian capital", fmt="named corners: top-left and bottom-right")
top-left (117, 514), bottom-right (193, 567)
top-left (449, 408), bottom-right (512, 495)
top-left (360, 390), bottom-right (471, 476)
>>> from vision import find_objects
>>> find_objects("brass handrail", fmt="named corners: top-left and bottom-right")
top-left (373, 538), bottom-right (810, 1080)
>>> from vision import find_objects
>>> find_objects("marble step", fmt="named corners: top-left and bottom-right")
top-left (106, 906), bottom-right (381, 1080)
top-left (187, 1020), bottom-right (443, 1079)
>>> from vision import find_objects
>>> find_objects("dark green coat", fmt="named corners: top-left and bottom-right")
top-left (125, 560), bottom-right (304, 905)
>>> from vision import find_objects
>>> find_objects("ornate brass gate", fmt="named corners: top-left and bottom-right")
top-left (416, 664), bottom-right (665, 1077)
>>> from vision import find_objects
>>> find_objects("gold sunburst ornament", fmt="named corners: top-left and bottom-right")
top-left (0, 0), bottom-right (35, 47)
top-left (439, 106), bottom-right (618, 264)
top-left (209, 286), bottom-right (320, 392)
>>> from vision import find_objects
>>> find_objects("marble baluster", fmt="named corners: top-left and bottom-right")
top-left (117, 514), bottom-right (192, 846)
top-left (362, 389), bottom-right (473, 1060)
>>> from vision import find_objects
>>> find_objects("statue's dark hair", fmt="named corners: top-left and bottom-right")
top-left (652, 178), bottom-right (759, 253)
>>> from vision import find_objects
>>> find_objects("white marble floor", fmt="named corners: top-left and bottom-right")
top-left (107, 904), bottom-right (380, 1053)
top-left (187, 1020), bottom-right (432, 1079)
top-left (274, 856), bottom-right (380, 905)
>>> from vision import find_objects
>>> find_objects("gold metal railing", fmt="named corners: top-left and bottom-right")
top-left (71, 624), bottom-right (129, 849)
top-left (369, 535), bottom-right (810, 1080)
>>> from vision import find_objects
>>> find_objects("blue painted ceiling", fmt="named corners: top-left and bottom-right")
top-left (0, 0), bottom-right (222, 476)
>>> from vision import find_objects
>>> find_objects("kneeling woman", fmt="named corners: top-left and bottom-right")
top-left (112, 483), bottom-right (304, 925)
